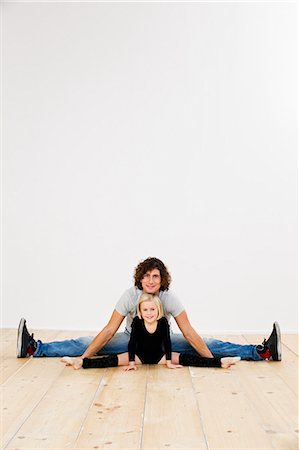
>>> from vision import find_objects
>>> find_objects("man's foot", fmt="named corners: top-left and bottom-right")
top-left (256, 321), bottom-right (282, 361)
top-left (17, 318), bottom-right (37, 358)
top-left (220, 356), bottom-right (241, 368)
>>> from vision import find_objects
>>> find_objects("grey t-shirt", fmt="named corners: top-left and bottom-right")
top-left (115, 287), bottom-right (185, 334)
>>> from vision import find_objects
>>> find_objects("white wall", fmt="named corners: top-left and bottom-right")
top-left (2, 1), bottom-right (297, 334)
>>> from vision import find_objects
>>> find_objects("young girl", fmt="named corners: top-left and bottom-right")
top-left (62, 294), bottom-right (240, 370)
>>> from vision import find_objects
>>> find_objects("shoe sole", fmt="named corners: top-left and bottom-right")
top-left (274, 321), bottom-right (282, 361)
top-left (16, 317), bottom-right (26, 358)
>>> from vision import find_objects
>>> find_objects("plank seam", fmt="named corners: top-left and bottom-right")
top-left (3, 362), bottom-right (66, 449)
top-left (242, 335), bottom-right (299, 396)
top-left (189, 366), bottom-right (210, 450)
top-left (139, 364), bottom-right (149, 450)
top-left (72, 367), bottom-right (109, 449)
top-left (1, 358), bottom-right (32, 386)
top-left (231, 364), bottom-right (279, 449)
top-left (236, 338), bottom-right (291, 449)
top-left (281, 342), bottom-right (298, 357)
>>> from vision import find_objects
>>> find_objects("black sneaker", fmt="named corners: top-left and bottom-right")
top-left (17, 318), bottom-right (37, 358)
top-left (257, 321), bottom-right (281, 361)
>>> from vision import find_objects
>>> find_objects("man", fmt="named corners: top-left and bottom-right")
top-left (17, 257), bottom-right (281, 368)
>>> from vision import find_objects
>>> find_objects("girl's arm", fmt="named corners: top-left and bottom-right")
top-left (123, 360), bottom-right (137, 371)
top-left (162, 318), bottom-right (182, 369)
top-left (124, 317), bottom-right (138, 371)
top-left (163, 317), bottom-right (172, 361)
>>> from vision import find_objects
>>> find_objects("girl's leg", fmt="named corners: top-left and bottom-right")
top-left (64, 353), bottom-right (240, 370)
top-left (179, 353), bottom-right (222, 368)
top-left (82, 354), bottom-right (118, 368)
top-left (178, 353), bottom-right (240, 368)
top-left (220, 356), bottom-right (241, 368)
top-left (83, 353), bottom-right (143, 368)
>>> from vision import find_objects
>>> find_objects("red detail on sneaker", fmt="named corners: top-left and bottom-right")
top-left (259, 348), bottom-right (271, 359)
top-left (26, 345), bottom-right (35, 356)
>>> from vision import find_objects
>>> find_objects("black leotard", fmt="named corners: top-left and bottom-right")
top-left (128, 316), bottom-right (172, 364)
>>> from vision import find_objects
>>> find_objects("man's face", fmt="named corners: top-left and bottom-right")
top-left (141, 268), bottom-right (161, 294)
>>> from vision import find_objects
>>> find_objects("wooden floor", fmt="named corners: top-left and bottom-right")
top-left (1, 329), bottom-right (298, 450)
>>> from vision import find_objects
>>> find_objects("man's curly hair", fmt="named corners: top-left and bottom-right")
top-left (134, 257), bottom-right (171, 291)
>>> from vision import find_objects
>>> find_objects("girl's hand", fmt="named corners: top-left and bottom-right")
top-left (166, 361), bottom-right (183, 369)
top-left (61, 356), bottom-right (83, 370)
top-left (123, 361), bottom-right (137, 371)
top-left (123, 364), bottom-right (137, 371)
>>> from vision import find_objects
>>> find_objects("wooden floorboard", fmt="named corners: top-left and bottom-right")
top-left (244, 334), bottom-right (298, 396)
top-left (1, 329), bottom-right (298, 450)
top-left (142, 365), bottom-right (207, 450)
top-left (191, 365), bottom-right (275, 450)
top-left (74, 366), bottom-right (148, 449)
top-left (281, 335), bottom-right (298, 356)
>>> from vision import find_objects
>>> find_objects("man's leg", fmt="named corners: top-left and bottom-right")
top-left (205, 322), bottom-right (281, 361)
top-left (95, 331), bottom-right (130, 355)
top-left (17, 318), bottom-right (130, 358)
top-left (203, 337), bottom-right (261, 360)
top-left (170, 322), bottom-right (281, 361)
top-left (171, 333), bottom-right (261, 361)
top-left (34, 336), bottom-right (94, 357)
top-left (170, 334), bottom-right (198, 355)
top-left (33, 332), bottom-right (130, 357)
top-left (17, 318), bottom-right (94, 357)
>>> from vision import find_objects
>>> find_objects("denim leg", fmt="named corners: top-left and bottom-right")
top-left (171, 334), bottom-right (198, 355)
top-left (170, 334), bottom-right (261, 361)
top-left (204, 338), bottom-right (262, 361)
top-left (34, 332), bottom-right (261, 361)
top-left (34, 332), bottom-right (131, 357)
top-left (95, 332), bottom-right (130, 355)
top-left (34, 336), bottom-right (93, 357)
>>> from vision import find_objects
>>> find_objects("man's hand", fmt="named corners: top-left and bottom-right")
top-left (61, 356), bottom-right (83, 370)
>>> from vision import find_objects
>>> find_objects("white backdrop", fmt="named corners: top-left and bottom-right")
top-left (2, 1), bottom-right (297, 334)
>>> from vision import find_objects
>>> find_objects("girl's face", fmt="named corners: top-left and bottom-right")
top-left (140, 300), bottom-right (159, 324)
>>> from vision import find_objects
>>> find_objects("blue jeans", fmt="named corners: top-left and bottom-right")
top-left (34, 332), bottom-right (262, 361)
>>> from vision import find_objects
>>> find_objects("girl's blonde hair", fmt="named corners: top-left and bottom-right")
top-left (137, 293), bottom-right (164, 320)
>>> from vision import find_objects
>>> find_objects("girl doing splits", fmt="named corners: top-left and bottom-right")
top-left (62, 294), bottom-right (240, 371)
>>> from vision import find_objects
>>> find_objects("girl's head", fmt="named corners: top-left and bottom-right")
top-left (137, 293), bottom-right (164, 321)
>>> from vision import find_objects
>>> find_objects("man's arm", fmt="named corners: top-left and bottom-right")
top-left (174, 311), bottom-right (214, 358)
top-left (81, 310), bottom-right (125, 359)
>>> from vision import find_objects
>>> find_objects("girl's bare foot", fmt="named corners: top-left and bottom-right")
top-left (220, 356), bottom-right (241, 368)
top-left (61, 356), bottom-right (83, 370)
